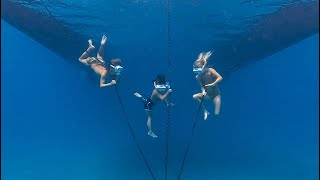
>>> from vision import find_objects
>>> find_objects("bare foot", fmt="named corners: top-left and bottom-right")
top-left (148, 131), bottom-right (158, 138)
top-left (134, 92), bottom-right (142, 98)
top-left (101, 35), bottom-right (107, 45)
top-left (88, 39), bottom-right (95, 50)
top-left (204, 110), bottom-right (210, 120)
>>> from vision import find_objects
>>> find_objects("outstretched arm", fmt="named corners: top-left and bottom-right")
top-left (100, 71), bottom-right (116, 88)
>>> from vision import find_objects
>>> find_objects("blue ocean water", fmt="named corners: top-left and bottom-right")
top-left (1, 12), bottom-right (319, 180)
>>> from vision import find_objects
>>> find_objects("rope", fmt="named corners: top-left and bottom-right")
top-left (39, 2), bottom-right (156, 178)
top-left (114, 85), bottom-right (157, 180)
top-left (176, 95), bottom-right (205, 180)
top-left (38, 0), bottom-right (70, 38)
top-left (38, 0), bottom-right (56, 21)
top-left (175, 61), bottom-right (227, 179)
top-left (164, 0), bottom-right (172, 179)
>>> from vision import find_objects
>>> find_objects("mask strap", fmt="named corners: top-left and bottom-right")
top-left (110, 64), bottom-right (123, 69)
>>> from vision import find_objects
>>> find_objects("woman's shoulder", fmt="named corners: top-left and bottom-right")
top-left (205, 67), bottom-right (217, 73)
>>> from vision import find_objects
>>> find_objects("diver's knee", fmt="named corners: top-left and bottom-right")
top-left (214, 95), bottom-right (221, 103)
top-left (193, 94), bottom-right (199, 99)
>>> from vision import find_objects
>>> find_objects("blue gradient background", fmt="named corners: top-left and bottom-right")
top-left (1, 18), bottom-right (319, 180)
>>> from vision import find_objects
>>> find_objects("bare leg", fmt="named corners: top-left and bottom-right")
top-left (146, 111), bottom-right (157, 138)
top-left (193, 93), bottom-right (209, 120)
top-left (213, 95), bottom-right (221, 116)
top-left (97, 35), bottom-right (107, 60)
top-left (79, 39), bottom-right (95, 61)
top-left (147, 112), bottom-right (152, 132)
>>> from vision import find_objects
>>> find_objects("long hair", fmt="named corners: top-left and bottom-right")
top-left (193, 60), bottom-right (205, 68)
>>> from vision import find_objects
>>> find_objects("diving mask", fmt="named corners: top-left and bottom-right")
top-left (193, 67), bottom-right (204, 74)
top-left (110, 64), bottom-right (123, 73)
top-left (155, 82), bottom-right (170, 92)
top-left (193, 65), bottom-right (205, 74)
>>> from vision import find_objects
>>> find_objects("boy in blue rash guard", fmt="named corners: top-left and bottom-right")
top-left (134, 74), bottom-right (173, 138)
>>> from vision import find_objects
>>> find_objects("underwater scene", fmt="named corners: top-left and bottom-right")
top-left (1, 0), bottom-right (319, 179)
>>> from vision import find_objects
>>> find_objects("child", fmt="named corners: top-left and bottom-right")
top-left (134, 74), bottom-right (173, 138)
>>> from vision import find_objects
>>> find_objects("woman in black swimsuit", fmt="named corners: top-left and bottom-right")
top-left (192, 51), bottom-right (223, 120)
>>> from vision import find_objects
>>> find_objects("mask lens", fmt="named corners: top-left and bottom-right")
top-left (193, 68), bottom-right (203, 74)
top-left (115, 66), bottom-right (123, 73)
top-left (156, 85), bottom-right (167, 92)
top-left (111, 65), bottom-right (123, 73)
